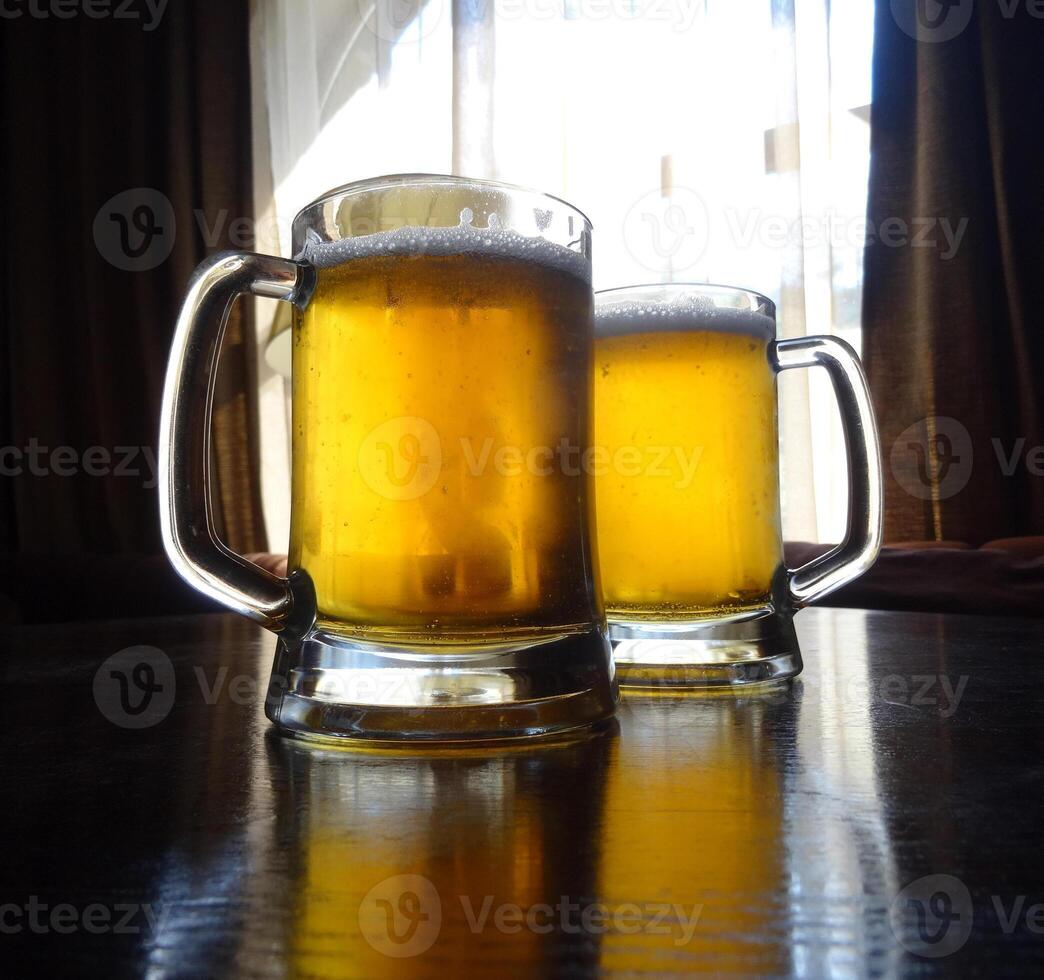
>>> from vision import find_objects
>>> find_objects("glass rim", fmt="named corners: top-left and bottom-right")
top-left (595, 282), bottom-right (776, 320)
top-left (294, 172), bottom-right (594, 231)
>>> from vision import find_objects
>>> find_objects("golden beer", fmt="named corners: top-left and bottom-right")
top-left (289, 231), bottom-right (600, 645)
top-left (165, 175), bottom-right (615, 739)
top-left (594, 304), bottom-right (782, 621)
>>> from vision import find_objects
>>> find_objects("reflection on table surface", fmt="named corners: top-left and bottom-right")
top-left (4, 607), bottom-right (1044, 977)
top-left (266, 690), bottom-right (793, 977)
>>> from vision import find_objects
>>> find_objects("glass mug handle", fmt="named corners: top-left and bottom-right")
top-left (159, 251), bottom-right (314, 631)
top-left (772, 336), bottom-right (884, 607)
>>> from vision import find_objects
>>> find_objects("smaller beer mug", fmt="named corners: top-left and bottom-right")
top-left (594, 283), bottom-right (883, 687)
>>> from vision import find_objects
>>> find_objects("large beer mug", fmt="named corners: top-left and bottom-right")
top-left (160, 175), bottom-right (616, 742)
top-left (594, 283), bottom-right (882, 686)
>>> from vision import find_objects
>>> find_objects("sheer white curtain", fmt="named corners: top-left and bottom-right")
top-left (249, 0), bottom-right (873, 551)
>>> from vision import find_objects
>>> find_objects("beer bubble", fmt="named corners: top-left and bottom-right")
top-left (596, 297), bottom-right (775, 340)
top-left (298, 216), bottom-right (591, 284)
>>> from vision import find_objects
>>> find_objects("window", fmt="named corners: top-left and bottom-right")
top-left (254, 0), bottom-right (875, 548)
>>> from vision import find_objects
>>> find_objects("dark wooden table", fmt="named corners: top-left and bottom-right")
top-left (2, 607), bottom-right (1044, 978)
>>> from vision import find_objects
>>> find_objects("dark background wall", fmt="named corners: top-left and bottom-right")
top-left (0, 0), bottom-right (260, 621)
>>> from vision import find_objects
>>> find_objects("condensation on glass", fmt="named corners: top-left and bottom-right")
top-left (160, 175), bottom-right (617, 743)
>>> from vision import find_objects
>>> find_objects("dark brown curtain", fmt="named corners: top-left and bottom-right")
top-left (863, 1), bottom-right (1044, 545)
top-left (0, 0), bottom-right (265, 561)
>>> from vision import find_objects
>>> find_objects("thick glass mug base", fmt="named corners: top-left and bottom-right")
top-left (608, 606), bottom-right (802, 689)
top-left (264, 626), bottom-right (618, 745)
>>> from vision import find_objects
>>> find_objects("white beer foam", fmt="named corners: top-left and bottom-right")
top-left (298, 210), bottom-right (591, 284)
top-left (596, 298), bottom-right (775, 340)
